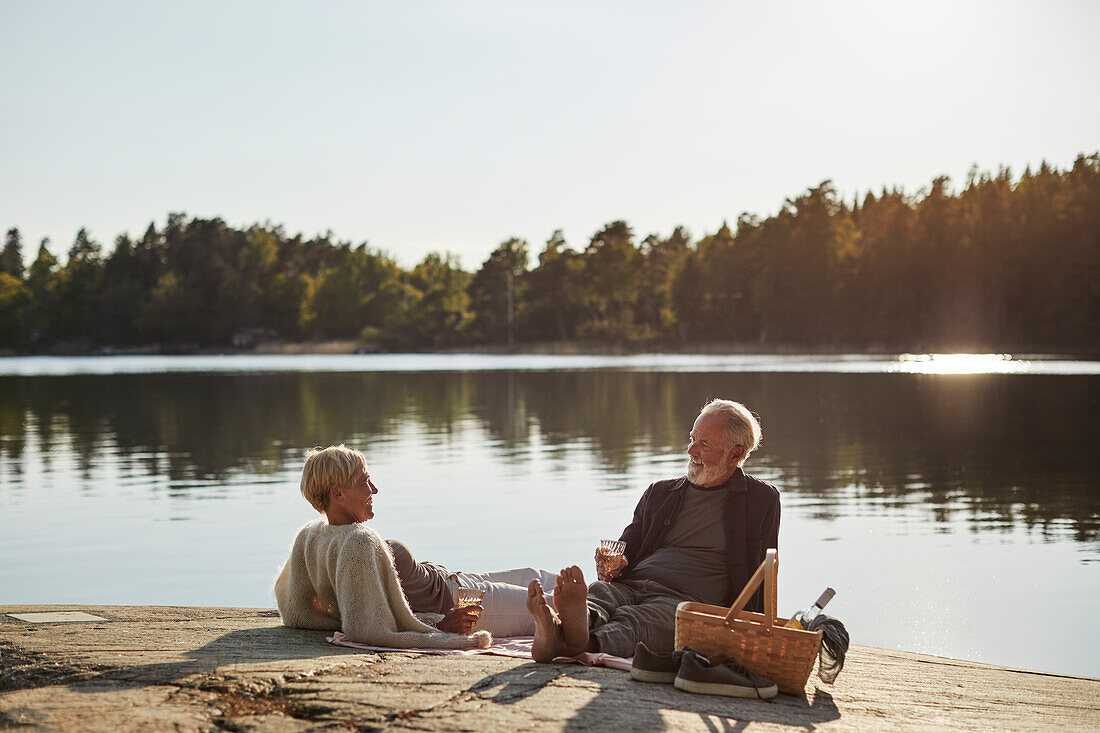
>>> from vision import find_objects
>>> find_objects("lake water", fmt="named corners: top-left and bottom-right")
top-left (1, 354), bottom-right (1097, 678)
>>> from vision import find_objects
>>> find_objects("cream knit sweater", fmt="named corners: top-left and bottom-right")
top-left (274, 519), bottom-right (492, 649)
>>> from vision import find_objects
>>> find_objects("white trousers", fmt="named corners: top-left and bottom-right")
top-left (447, 567), bottom-right (559, 638)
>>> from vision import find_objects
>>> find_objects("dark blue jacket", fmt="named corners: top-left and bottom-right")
top-left (617, 467), bottom-right (781, 612)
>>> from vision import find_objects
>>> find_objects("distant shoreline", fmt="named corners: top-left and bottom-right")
top-left (1, 340), bottom-right (1097, 360)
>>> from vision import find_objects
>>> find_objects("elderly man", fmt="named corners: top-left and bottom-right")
top-left (526, 399), bottom-right (781, 662)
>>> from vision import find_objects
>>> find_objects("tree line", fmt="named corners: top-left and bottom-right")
top-left (1, 153), bottom-right (1097, 353)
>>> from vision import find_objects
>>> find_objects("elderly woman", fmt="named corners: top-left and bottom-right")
top-left (274, 444), bottom-right (557, 648)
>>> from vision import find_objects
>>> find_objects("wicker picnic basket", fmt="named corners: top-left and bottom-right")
top-left (674, 549), bottom-right (821, 695)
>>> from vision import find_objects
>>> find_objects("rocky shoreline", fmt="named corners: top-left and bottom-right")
top-left (2, 605), bottom-right (1098, 732)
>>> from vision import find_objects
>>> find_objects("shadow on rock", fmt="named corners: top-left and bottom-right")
top-left (561, 668), bottom-right (841, 733)
top-left (468, 661), bottom-right (840, 732)
top-left (469, 661), bottom-right (566, 705)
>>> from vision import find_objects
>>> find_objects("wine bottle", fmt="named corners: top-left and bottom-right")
top-left (784, 587), bottom-right (836, 630)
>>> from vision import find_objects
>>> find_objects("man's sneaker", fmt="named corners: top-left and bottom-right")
top-left (674, 651), bottom-right (779, 699)
top-left (630, 642), bottom-right (691, 683)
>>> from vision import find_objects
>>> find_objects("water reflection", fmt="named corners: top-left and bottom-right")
top-left (1, 369), bottom-right (1097, 547)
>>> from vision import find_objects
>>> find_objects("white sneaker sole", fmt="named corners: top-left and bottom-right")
top-left (674, 675), bottom-right (778, 699)
top-left (630, 667), bottom-right (677, 683)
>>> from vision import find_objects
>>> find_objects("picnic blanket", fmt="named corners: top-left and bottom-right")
top-left (328, 632), bottom-right (632, 671)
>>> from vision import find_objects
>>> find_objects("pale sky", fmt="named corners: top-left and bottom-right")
top-left (2, 1), bottom-right (1097, 269)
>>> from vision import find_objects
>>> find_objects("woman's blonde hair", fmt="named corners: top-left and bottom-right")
top-left (300, 444), bottom-right (367, 513)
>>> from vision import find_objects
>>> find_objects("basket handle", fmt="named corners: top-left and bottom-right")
top-left (722, 548), bottom-right (778, 630)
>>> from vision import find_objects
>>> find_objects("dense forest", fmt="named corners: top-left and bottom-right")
top-left (1, 154), bottom-right (1097, 354)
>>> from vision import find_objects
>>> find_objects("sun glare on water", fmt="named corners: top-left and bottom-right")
top-left (894, 353), bottom-right (1030, 375)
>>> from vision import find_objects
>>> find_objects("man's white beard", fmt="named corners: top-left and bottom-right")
top-left (686, 457), bottom-right (726, 487)
top-left (686, 444), bottom-right (739, 484)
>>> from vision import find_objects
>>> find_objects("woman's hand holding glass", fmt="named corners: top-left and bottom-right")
top-left (438, 587), bottom-right (485, 634)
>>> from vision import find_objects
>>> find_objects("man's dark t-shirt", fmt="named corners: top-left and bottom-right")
top-left (628, 483), bottom-right (733, 605)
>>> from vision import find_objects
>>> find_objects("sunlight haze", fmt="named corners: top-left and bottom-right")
top-left (2, 0), bottom-right (1096, 268)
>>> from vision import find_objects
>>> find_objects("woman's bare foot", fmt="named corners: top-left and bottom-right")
top-left (527, 580), bottom-right (565, 663)
top-left (554, 565), bottom-right (590, 653)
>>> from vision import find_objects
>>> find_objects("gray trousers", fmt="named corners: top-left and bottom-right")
top-left (447, 568), bottom-right (558, 637)
top-left (587, 578), bottom-right (688, 657)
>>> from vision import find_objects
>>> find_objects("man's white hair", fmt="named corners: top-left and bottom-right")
top-left (699, 399), bottom-right (761, 467)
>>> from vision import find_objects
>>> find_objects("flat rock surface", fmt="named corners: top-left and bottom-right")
top-left (1, 605), bottom-right (1097, 732)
